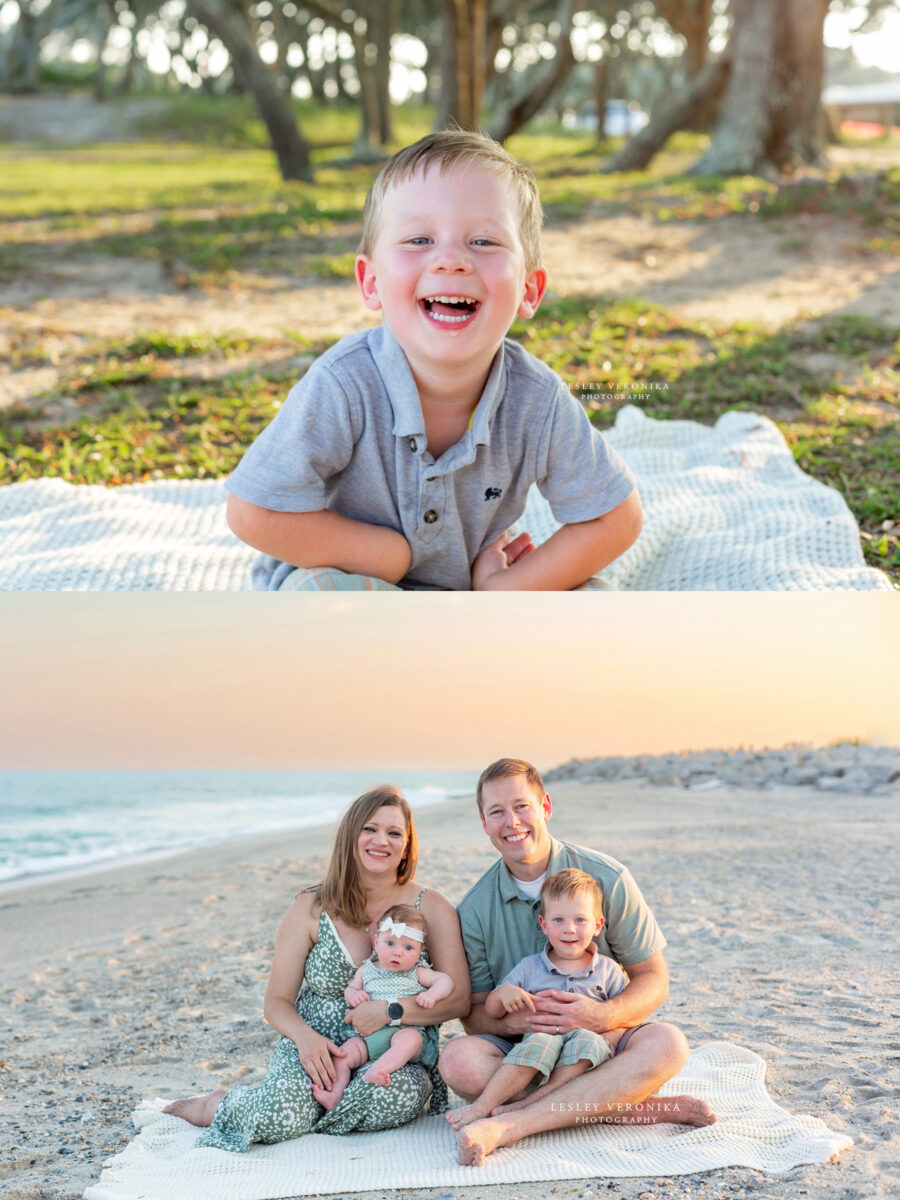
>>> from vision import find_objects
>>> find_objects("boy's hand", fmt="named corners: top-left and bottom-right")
top-left (471, 530), bottom-right (535, 590)
top-left (494, 984), bottom-right (536, 1014)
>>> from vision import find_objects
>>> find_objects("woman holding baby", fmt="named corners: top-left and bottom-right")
top-left (164, 786), bottom-right (469, 1150)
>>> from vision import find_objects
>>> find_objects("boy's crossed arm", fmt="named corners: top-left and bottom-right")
top-left (226, 496), bottom-right (413, 586)
top-left (472, 490), bottom-right (642, 591)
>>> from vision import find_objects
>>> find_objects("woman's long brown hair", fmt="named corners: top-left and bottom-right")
top-left (312, 786), bottom-right (418, 928)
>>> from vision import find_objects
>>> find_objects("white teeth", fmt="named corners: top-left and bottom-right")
top-left (428, 312), bottom-right (471, 323)
top-left (425, 295), bottom-right (474, 303)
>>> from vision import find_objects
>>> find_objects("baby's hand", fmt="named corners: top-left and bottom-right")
top-left (352, 990), bottom-right (370, 1007)
top-left (496, 984), bottom-right (536, 1014)
top-left (415, 992), bottom-right (435, 1008)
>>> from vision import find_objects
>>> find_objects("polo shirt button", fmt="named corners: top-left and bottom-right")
top-left (408, 437), bottom-right (417, 452)
top-left (423, 509), bottom-right (438, 524)
top-left (568, 987), bottom-right (575, 992)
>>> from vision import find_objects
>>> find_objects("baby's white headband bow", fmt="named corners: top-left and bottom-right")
top-left (378, 917), bottom-right (424, 942)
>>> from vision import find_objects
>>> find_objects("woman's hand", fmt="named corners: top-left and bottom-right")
top-left (345, 999), bottom-right (389, 1038)
top-left (293, 1026), bottom-right (345, 1091)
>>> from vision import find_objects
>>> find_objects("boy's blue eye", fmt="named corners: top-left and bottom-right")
top-left (407, 236), bottom-right (431, 245)
top-left (472, 238), bottom-right (495, 246)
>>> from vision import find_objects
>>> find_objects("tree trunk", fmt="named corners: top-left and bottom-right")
top-left (186, 0), bottom-right (313, 181)
top-left (593, 51), bottom-right (610, 146)
top-left (602, 52), bottom-right (730, 173)
top-left (440, 0), bottom-right (489, 130)
top-left (488, 0), bottom-right (583, 144)
top-left (690, 0), bottom-right (829, 176)
top-left (653, 0), bottom-right (713, 76)
top-left (370, 0), bottom-right (397, 146)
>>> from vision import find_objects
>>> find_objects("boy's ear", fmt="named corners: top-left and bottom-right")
top-left (517, 266), bottom-right (548, 320)
top-left (355, 254), bottom-right (382, 311)
top-left (538, 914), bottom-right (548, 934)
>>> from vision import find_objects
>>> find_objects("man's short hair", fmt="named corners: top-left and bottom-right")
top-left (539, 868), bottom-right (604, 920)
top-left (358, 130), bottom-right (544, 273)
top-left (476, 757), bottom-right (546, 814)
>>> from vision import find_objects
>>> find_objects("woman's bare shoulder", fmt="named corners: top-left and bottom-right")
top-left (279, 889), bottom-right (321, 938)
top-left (416, 885), bottom-right (457, 917)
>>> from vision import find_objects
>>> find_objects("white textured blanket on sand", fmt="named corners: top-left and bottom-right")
top-left (1, 406), bottom-right (890, 591)
top-left (83, 1044), bottom-right (851, 1200)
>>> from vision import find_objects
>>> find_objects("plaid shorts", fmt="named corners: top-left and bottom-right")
top-left (503, 1029), bottom-right (612, 1083)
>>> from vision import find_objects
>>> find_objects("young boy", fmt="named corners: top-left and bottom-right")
top-left (226, 131), bottom-right (641, 590)
top-left (447, 869), bottom-right (628, 1136)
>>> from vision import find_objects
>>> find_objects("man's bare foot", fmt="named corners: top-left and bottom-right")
top-left (163, 1088), bottom-right (227, 1127)
top-left (458, 1117), bottom-right (513, 1165)
top-left (602, 1094), bottom-right (716, 1126)
top-left (446, 1101), bottom-right (490, 1130)
top-left (364, 1066), bottom-right (392, 1086)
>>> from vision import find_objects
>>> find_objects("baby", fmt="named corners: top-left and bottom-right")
top-left (448, 869), bottom-right (628, 1133)
top-left (311, 904), bottom-right (453, 1110)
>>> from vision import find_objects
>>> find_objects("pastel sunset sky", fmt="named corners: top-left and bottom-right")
top-left (1, 594), bottom-right (896, 768)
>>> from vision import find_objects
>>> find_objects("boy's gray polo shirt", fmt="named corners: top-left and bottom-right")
top-left (226, 324), bottom-right (635, 590)
top-left (500, 945), bottom-right (628, 1001)
top-left (457, 837), bottom-right (667, 994)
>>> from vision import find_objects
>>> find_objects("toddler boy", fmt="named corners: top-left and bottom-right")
top-left (447, 868), bottom-right (629, 1137)
top-left (226, 131), bottom-right (641, 590)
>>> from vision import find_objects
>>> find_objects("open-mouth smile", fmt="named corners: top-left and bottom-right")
top-left (419, 295), bottom-right (481, 326)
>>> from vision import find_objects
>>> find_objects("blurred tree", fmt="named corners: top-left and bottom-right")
top-left (489, 0), bottom-right (585, 141)
top-left (185, 0), bottom-right (313, 179)
top-left (692, 0), bottom-right (829, 174)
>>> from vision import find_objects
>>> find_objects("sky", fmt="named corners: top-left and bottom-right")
top-left (1, 593), bottom-right (896, 769)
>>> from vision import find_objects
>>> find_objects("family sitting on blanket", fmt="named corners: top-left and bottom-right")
top-left (164, 758), bottom-right (715, 1163)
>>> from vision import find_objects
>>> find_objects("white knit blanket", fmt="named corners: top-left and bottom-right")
top-left (1, 407), bottom-right (890, 591)
top-left (83, 1044), bottom-right (851, 1200)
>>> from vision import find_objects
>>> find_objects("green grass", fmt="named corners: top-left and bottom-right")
top-left (2, 302), bottom-right (896, 579)
top-left (2, 98), bottom-right (897, 582)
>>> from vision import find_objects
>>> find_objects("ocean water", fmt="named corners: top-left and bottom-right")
top-left (0, 769), bottom-right (474, 887)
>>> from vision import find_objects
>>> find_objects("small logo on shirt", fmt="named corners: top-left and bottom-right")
top-left (484, 487), bottom-right (503, 501)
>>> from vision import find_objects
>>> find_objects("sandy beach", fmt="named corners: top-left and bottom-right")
top-left (2, 779), bottom-right (897, 1200)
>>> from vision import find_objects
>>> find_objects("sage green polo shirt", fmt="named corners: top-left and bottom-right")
top-left (457, 837), bottom-right (667, 995)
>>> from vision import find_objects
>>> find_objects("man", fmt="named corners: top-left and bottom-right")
top-left (440, 757), bottom-right (715, 1165)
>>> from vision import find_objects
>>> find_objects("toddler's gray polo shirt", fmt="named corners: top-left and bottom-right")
top-left (227, 324), bottom-right (635, 590)
top-left (500, 945), bottom-right (628, 1001)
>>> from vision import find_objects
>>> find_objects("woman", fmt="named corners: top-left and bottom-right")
top-left (164, 785), bottom-right (470, 1150)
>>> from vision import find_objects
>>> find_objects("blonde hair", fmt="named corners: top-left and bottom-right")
top-left (476, 757), bottom-right (546, 814)
top-left (358, 130), bottom-right (544, 273)
top-left (312, 786), bottom-right (417, 928)
top-left (540, 868), bottom-right (604, 920)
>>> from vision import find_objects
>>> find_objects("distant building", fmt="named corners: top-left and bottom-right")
top-left (561, 100), bottom-right (649, 137)
top-left (822, 81), bottom-right (900, 134)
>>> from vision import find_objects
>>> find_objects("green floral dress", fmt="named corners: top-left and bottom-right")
top-left (197, 891), bottom-right (447, 1152)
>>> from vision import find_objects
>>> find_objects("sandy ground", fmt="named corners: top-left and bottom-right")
top-left (1, 779), bottom-right (897, 1200)
top-left (1, 96), bottom-right (899, 410)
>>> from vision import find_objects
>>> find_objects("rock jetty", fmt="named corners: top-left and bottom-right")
top-left (545, 742), bottom-right (900, 795)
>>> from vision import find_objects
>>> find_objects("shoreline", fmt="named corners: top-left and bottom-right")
top-left (4, 780), bottom-right (897, 1200)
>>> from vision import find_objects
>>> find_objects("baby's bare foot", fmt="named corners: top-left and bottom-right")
top-left (364, 1066), bottom-right (392, 1087)
top-left (458, 1118), bottom-right (506, 1166)
top-left (163, 1088), bottom-right (227, 1127)
top-left (446, 1102), bottom-right (489, 1130)
top-left (311, 1083), bottom-right (343, 1112)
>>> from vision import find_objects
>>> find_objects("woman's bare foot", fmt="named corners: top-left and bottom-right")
top-left (458, 1117), bottom-right (510, 1165)
top-left (602, 1093), bottom-right (716, 1126)
top-left (363, 1065), bottom-right (393, 1086)
top-left (446, 1101), bottom-right (490, 1130)
top-left (163, 1088), bottom-right (227, 1127)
